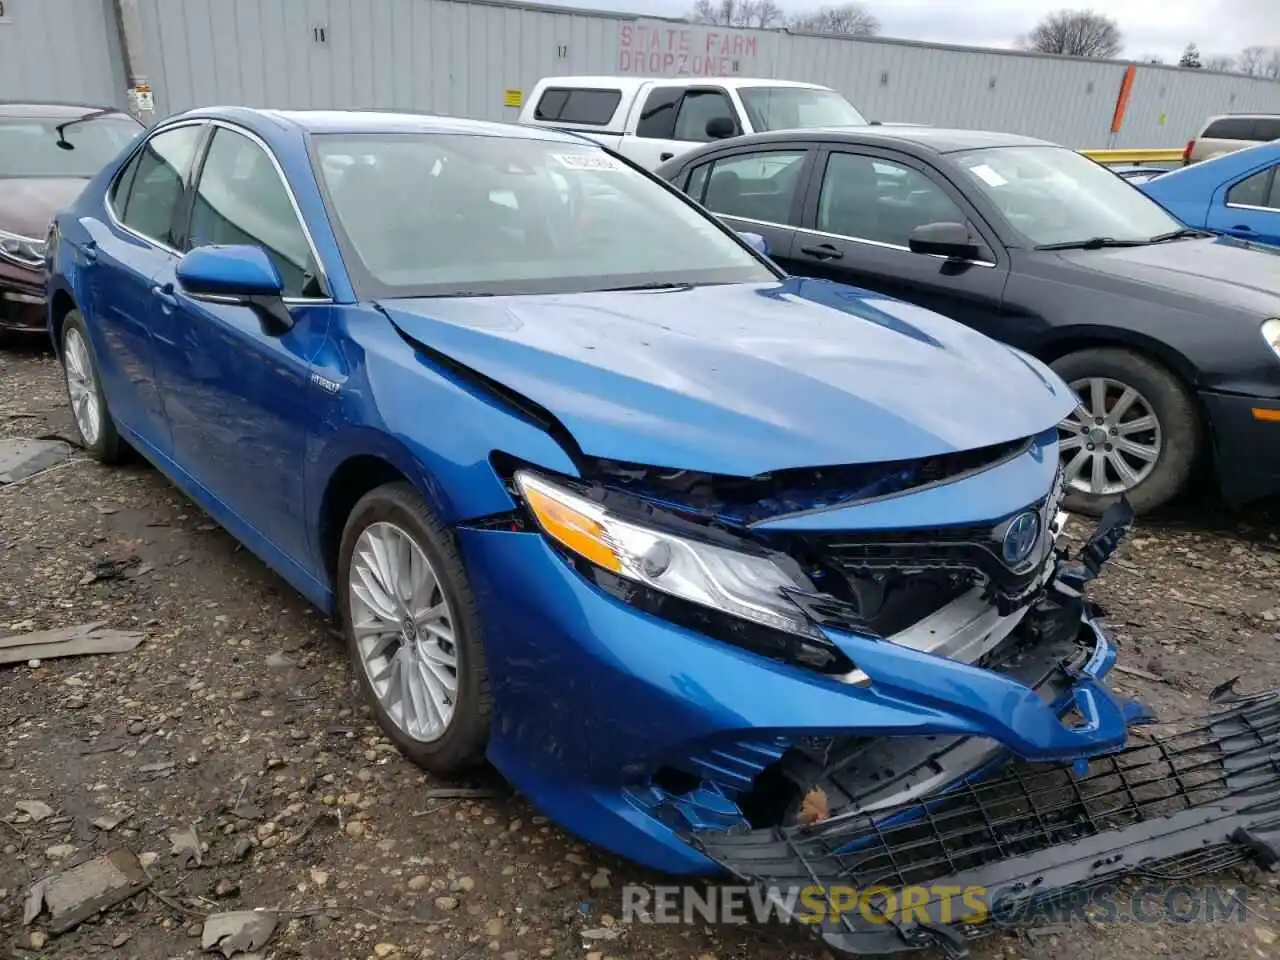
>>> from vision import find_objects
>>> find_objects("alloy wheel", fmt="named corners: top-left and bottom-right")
top-left (64, 327), bottom-right (102, 448)
top-left (1058, 376), bottom-right (1162, 497)
top-left (347, 521), bottom-right (458, 743)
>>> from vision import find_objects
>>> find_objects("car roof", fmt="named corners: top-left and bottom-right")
top-left (686, 125), bottom-right (1053, 154)
top-left (0, 101), bottom-right (128, 120)
top-left (167, 106), bottom-right (596, 144)
top-left (532, 75), bottom-right (831, 93)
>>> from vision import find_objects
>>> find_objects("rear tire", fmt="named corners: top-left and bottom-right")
top-left (1051, 348), bottom-right (1201, 517)
top-left (60, 310), bottom-right (125, 465)
top-left (337, 482), bottom-right (491, 774)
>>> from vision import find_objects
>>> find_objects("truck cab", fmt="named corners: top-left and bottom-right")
top-left (518, 76), bottom-right (867, 170)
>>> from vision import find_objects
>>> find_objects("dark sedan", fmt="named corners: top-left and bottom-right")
top-left (657, 128), bottom-right (1280, 515)
top-left (0, 102), bottom-right (142, 342)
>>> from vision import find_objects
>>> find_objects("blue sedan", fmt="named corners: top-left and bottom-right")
top-left (1141, 138), bottom-right (1280, 246)
top-left (47, 106), bottom-right (1272, 951)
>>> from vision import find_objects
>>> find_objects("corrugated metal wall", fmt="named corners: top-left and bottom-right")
top-left (0, 0), bottom-right (126, 108)
top-left (12, 0), bottom-right (1280, 149)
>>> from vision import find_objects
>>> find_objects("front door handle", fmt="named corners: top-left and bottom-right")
top-left (800, 243), bottom-right (844, 261)
top-left (152, 285), bottom-right (178, 309)
top-left (79, 241), bottom-right (98, 264)
top-left (1233, 224), bottom-right (1254, 232)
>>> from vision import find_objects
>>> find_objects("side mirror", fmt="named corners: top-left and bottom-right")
top-left (176, 245), bottom-right (294, 333)
top-left (737, 231), bottom-right (769, 257)
top-left (908, 221), bottom-right (981, 261)
top-left (705, 116), bottom-right (737, 140)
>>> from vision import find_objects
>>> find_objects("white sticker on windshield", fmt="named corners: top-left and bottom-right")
top-left (969, 164), bottom-right (1008, 187)
top-left (553, 152), bottom-right (623, 171)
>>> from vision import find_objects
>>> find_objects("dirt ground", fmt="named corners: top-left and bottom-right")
top-left (3, 341), bottom-right (1280, 960)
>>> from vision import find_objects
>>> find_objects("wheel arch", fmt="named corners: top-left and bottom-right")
top-left (1033, 325), bottom-right (1202, 389)
top-left (48, 285), bottom-right (78, 358)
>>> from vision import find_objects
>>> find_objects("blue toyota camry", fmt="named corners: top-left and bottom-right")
top-left (46, 107), bottom-right (1280, 955)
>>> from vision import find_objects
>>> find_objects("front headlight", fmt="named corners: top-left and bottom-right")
top-left (0, 228), bottom-right (47, 267)
top-left (515, 470), bottom-right (821, 641)
top-left (1263, 319), bottom-right (1280, 361)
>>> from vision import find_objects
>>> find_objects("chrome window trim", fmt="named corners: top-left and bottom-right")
top-left (104, 117), bottom-right (335, 304)
top-left (1226, 201), bottom-right (1279, 213)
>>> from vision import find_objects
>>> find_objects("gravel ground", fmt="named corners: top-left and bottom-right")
top-left (3, 341), bottom-right (1280, 960)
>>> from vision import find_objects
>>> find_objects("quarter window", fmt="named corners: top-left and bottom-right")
top-left (817, 153), bottom-right (966, 248)
top-left (187, 127), bottom-right (320, 298)
top-left (114, 125), bottom-right (204, 248)
top-left (1227, 167), bottom-right (1278, 209)
top-left (689, 150), bottom-right (807, 225)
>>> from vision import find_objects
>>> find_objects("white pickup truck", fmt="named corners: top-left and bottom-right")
top-left (518, 76), bottom-right (867, 170)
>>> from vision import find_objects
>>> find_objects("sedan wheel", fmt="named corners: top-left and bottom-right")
top-left (338, 482), bottom-right (491, 773)
top-left (349, 521), bottom-right (458, 743)
top-left (1058, 377), bottom-right (1161, 498)
top-left (64, 327), bottom-right (103, 448)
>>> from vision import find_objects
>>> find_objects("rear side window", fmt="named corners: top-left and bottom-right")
top-left (1227, 167), bottom-right (1279, 209)
top-left (1203, 117), bottom-right (1262, 140)
top-left (533, 87), bottom-right (621, 126)
top-left (636, 87), bottom-right (682, 140)
top-left (113, 124), bottom-right (204, 248)
top-left (688, 150), bottom-right (807, 225)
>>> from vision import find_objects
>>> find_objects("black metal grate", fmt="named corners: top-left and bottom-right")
top-left (696, 691), bottom-right (1280, 956)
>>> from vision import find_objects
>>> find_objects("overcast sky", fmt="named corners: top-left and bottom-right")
top-left (541, 0), bottom-right (1279, 62)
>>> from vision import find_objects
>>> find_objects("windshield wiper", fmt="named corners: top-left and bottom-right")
top-left (1034, 237), bottom-right (1149, 251)
top-left (593, 281), bottom-right (694, 292)
top-left (1147, 228), bottom-right (1209, 243)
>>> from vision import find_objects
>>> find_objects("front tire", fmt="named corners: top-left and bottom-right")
top-left (337, 482), bottom-right (491, 774)
top-left (1051, 347), bottom-right (1201, 516)
top-left (60, 310), bottom-right (125, 464)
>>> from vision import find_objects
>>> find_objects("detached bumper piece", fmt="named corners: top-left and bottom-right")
top-left (695, 691), bottom-right (1280, 958)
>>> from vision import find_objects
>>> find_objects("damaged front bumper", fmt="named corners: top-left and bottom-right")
top-left (696, 689), bottom-right (1280, 958)
top-left (459, 495), bottom-right (1152, 877)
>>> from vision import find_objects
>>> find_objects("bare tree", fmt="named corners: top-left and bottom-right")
top-left (1140, 54), bottom-right (1165, 64)
top-left (1237, 45), bottom-right (1269, 76)
top-left (789, 3), bottom-right (881, 36)
top-left (688, 0), bottom-right (784, 28)
top-left (1020, 9), bottom-right (1122, 58)
top-left (1203, 54), bottom-right (1237, 72)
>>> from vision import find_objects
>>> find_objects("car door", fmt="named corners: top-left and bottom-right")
top-left (1207, 163), bottom-right (1280, 246)
top-left (151, 122), bottom-right (331, 565)
top-left (679, 144), bottom-right (813, 262)
top-left (790, 147), bottom-right (1011, 338)
top-left (91, 122), bottom-right (206, 456)
top-left (629, 85), bottom-right (741, 169)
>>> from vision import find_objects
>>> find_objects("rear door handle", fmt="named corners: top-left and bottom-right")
top-left (152, 285), bottom-right (178, 309)
top-left (800, 243), bottom-right (844, 261)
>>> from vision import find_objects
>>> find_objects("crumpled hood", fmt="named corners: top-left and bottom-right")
top-left (0, 178), bottom-right (88, 239)
top-left (380, 277), bottom-right (1076, 475)
top-left (1055, 235), bottom-right (1280, 316)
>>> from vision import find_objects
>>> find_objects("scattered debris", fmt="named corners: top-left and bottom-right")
top-left (1113, 663), bottom-right (1167, 683)
top-left (797, 788), bottom-right (830, 825)
top-left (170, 824), bottom-right (203, 868)
top-left (421, 786), bottom-right (503, 800)
top-left (0, 437), bottom-right (72, 486)
top-left (92, 812), bottom-right (126, 832)
top-left (14, 799), bottom-right (55, 823)
top-left (0, 621), bottom-right (146, 665)
top-left (201, 910), bottom-right (278, 958)
top-left (79, 555), bottom-right (146, 585)
top-left (26, 847), bottom-right (151, 933)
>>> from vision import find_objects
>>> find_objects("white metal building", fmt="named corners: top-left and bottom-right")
top-left (5, 0), bottom-right (1280, 148)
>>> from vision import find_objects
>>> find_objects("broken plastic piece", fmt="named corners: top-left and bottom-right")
top-left (202, 910), bottom-right (278, 958)
top-left (32, 848), bottom-right (150, 933)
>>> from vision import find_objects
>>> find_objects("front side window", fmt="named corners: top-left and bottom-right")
top-left (187, 127), bottom-right (320, 298)
top-left (1227, 167), bottom-right (1278, 209)
top-left (690, 150), bottom-right (807, 225)
top-left (0, 114), bottom-right (142, 178)
top-left (817, 153), bottom-right (966, 247)
top-left (116, 124), bottom-right (205, 248)
top-left (673, 90), bottom-right (737, 142)
top-left (950, 145), bottom-right (1182, 248)
top-left (738, 87), bottom-right (866, 132)
top-left (313, 133), bottom-right (775, 298)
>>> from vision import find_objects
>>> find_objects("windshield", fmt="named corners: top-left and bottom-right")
top-left (738, 87), bottom-right (866, 131)
top-left (313, 133), bottom-right (776, 297)
top-left (0, 115), bottom-right (143, 178)
top-left (950, 145), bottom-right (1183, 248)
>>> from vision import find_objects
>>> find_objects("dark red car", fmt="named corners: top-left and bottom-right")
top-left (0, 102), bottom-right (142, 341)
